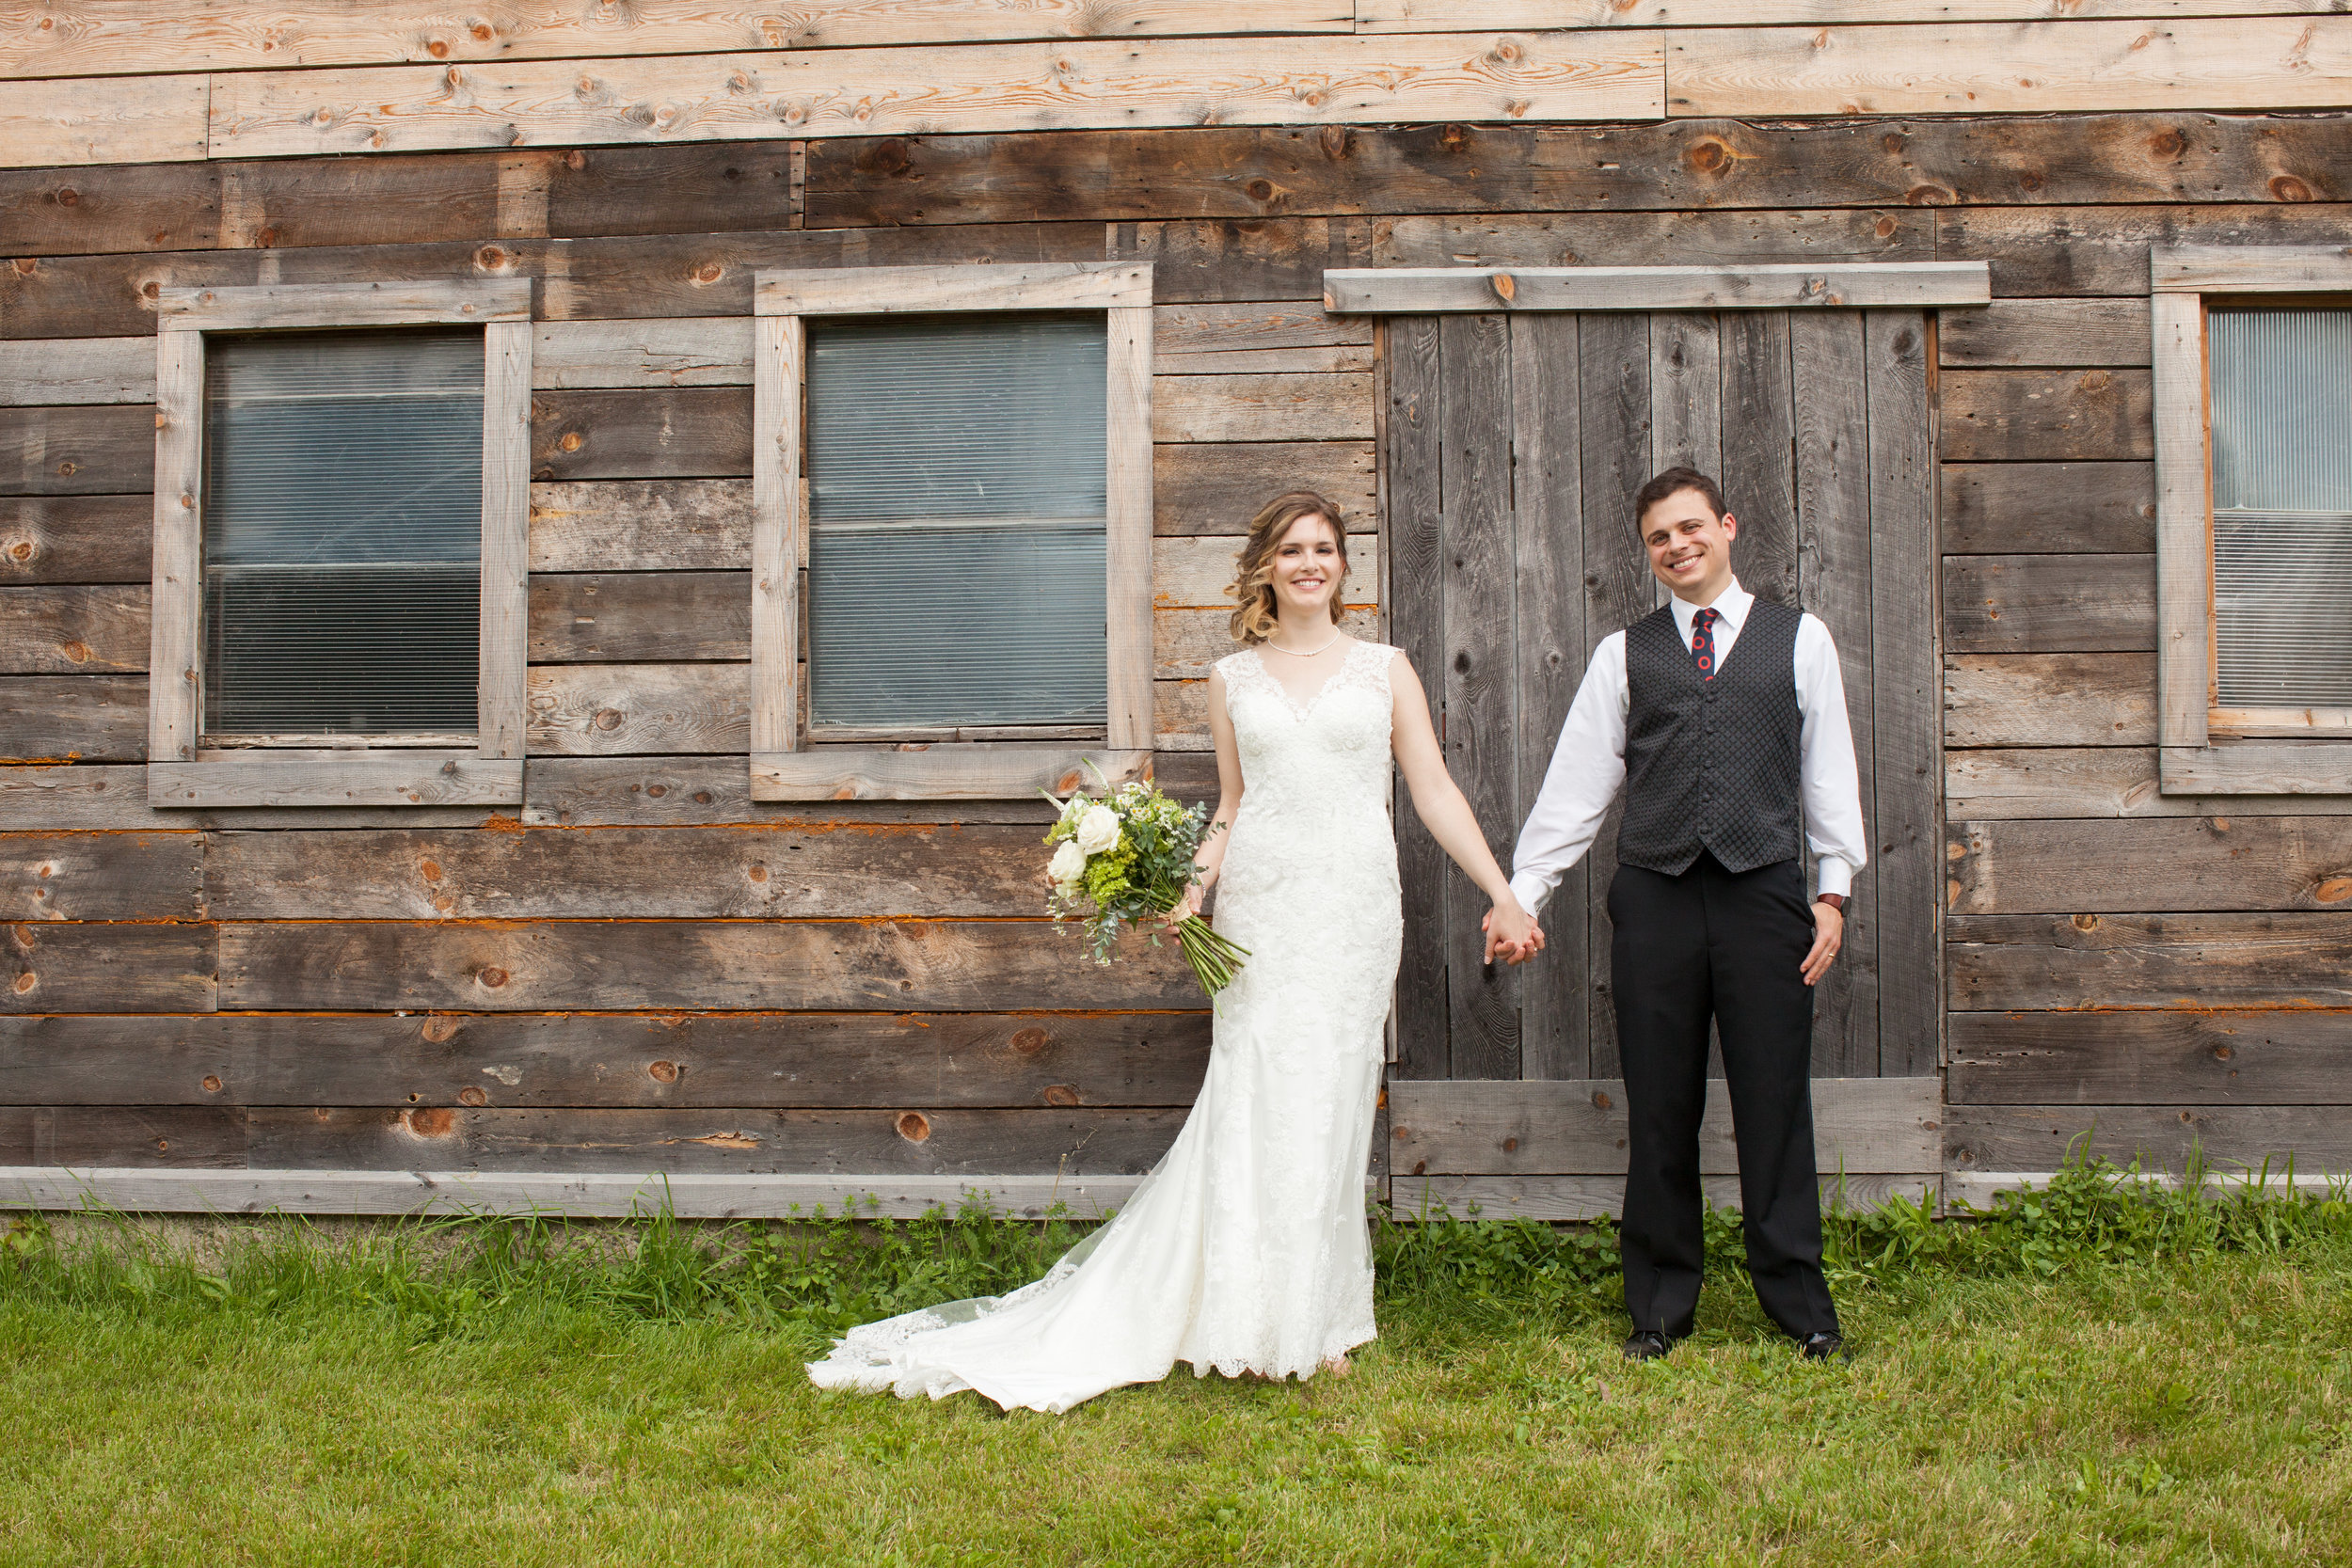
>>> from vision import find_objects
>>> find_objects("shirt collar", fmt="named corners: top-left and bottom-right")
top-left (1669, 578), bottom-right (1753, 641)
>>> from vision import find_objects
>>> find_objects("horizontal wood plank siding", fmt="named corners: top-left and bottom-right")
top-left (1949, 1010), bottom-right (2352, 1106)
top-left (801, 114), bottom-right (2352, 227)
top-left (1947, 913), bottom-right (2352, 1011)
top-left (1908, 145), bottom-right (2352, 1180)
top-left (1668, 19), bottom-right (2352, 118)
top-left (217, 920), bottom-right (1200, 1011)
top-left (1942, 554), bottom-right (2156, 654)
top-left (1390, 1078), bottom-right (1941, 1178)
top-left (203, 825), bottom-right (1062, 920)
top-left (0, 3), bottom-right (1359, 79)
top-left (194, 35), bottom-right (1665, 163)
top-left (8, 92), bottom-right (2352, 1197)
top-left (1944, 654), bottom-right (2156, 748)
top-left (1948, 817), bottom-right (2352, 914)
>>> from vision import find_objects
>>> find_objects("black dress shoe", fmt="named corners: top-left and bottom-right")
top-left (1798, 1331), bottom-right (1846, 1361)
top-left (1622, 1329), bottom-right (1674, 1362)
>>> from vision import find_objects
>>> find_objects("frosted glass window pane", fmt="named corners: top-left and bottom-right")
top-left (203, 329), bottom-right (483, 736)
top-left (804, 314), bottom-right (1107, 729)
top-left (2207, 308), bottom-right (2352, 709)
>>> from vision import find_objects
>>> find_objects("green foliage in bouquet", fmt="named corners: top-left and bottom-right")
top-left (1042, 774), bottom-right (1250, 999)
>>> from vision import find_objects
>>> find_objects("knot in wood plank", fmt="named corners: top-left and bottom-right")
top-left (403, 1107), bottom-right (455, 1138)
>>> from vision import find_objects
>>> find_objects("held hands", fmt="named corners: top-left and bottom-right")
top-left (1480, 898), bottom-right (1545, 966)
top-left (1800, 899), bottom-right (1843, 986)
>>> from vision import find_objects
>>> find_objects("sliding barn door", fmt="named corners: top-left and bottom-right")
top-left (1384, 309), bottom-right (1943, 1215)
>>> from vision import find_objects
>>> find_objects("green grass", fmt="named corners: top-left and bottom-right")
top-left (1, 1164), bottom-right (2347, 1567)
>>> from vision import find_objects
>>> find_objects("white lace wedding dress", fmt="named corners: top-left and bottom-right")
top-left (806, 639), bottom-right (1406, 1414)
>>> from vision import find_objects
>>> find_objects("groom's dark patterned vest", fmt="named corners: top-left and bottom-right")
top-left (1617, 597), bottom-right (1806, 877)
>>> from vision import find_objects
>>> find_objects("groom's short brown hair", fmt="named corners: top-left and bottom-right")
top-left (1633, 467), bottom-right (1726, 528)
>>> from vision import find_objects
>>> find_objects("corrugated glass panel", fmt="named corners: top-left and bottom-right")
top-left (2208, 308), bottom-right (2352, 708)
top-left (202, 329), bottom-right (483, 736)
top-left (804, 314), bottom-right (1107, 729)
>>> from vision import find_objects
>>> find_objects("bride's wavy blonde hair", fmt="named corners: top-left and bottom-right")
top-left (1225, 490), bottom-right (1348, 645)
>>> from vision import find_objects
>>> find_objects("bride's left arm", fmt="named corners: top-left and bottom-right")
top-left (1388, 653), bottom-right (1544, 963)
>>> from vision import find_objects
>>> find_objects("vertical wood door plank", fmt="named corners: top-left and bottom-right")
top-left (749, 313), bottom-right (803, 756)
top-left (1648, 312), bottom-right (1722, 482)
top-left (147, 329), bottom-right (202, 769)
top-left (1866, 309), bottom-right (1942, 1078)
top-left (1722, 311), bottom-right (1801, 610)
top-left (1104, 301), bottom-right (1156, 751)
top-left (1509, 311), bottom-right (1591, 1081)
top-left (1720, 309), bottom-right (1799, 1076)
top-left (1790, 309), bottom-right (1879, 1077)
top-left (1384, 314), bottom-right (1448, 1082)
top-left (2149, 290), bottom-right (2210, 751)
top-left (1576, 312), bottom-right (1653, 1077)
top-left (1438, 312), bottom-right (1519, 1081)
top-left (478, 319), bottom-right (532, 760)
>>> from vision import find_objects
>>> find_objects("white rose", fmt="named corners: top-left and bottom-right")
top-left (1048, 840), bottom-right (1088, 886)
top-left (1075, 804), bottom-right (1122, 856)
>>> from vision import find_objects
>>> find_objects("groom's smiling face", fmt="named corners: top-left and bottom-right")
top-left (1639, 487), bottom-right (1740, 605)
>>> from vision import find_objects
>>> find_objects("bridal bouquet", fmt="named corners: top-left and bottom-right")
top-left (1043, 775), bottom-right (1249, 1000)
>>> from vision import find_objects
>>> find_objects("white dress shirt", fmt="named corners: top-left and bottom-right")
top-left (1507, 578), bottom-right (1868, 915)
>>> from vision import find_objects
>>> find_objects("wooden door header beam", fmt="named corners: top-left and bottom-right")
top-left (1323, 262), bottom-right (1992, 315)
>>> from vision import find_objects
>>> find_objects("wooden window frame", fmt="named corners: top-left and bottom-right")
top-left (2151, 246), bottom-right (2352, 795)
top-left (748, 262), bottom-right (1155, 801)
top-left (144, 281), bottom-right (532, 809)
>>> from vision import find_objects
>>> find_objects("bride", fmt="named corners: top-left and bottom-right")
top-left (806, 490), bottom-right (1545, 1413)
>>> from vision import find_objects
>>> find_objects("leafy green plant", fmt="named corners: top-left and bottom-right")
top-left (2, 1148), bottom-right (2345, 1339)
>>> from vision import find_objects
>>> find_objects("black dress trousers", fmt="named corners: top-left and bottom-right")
top-left (1608, 852), bottom-right (1839, 1341)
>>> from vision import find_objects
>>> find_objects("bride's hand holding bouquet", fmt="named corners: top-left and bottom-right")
top-left (1042, 775), bottom-right (1249, 1000)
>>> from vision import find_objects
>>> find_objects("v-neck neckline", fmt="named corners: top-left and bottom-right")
top-left (1253, 642), bottom-right (1353, 721)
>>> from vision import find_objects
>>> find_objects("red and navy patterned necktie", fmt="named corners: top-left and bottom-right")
top-left (1690, 607), bottom-right (1719, 680)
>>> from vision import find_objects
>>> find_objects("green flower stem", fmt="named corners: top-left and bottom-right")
top-left (1171, 914), bottom-right (1248, 999)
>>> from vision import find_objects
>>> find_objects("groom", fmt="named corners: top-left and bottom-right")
top-left (1497, 467), bottom-right (1867, 1363)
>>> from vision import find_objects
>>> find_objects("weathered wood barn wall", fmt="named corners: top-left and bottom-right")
top-left (3, 5), bottom-right (2349, 1215)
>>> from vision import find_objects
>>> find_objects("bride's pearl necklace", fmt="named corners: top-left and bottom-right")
top-left (1264, 632), bottom-right (1343, 657)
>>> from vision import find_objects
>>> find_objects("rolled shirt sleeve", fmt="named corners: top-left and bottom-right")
top-left (1507, 633), bottom-right (1629, 916)
top-left (1794, 613), bottom-right (1869, 899)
